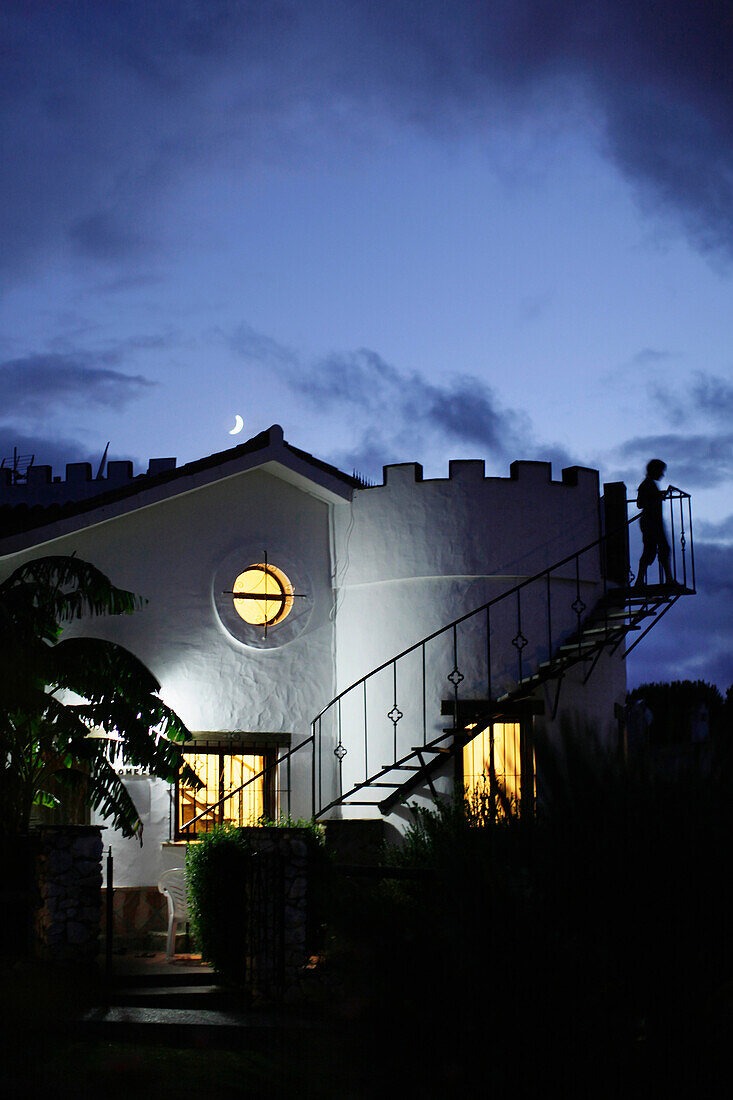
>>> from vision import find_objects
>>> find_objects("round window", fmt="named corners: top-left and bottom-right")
top-left (231, 563), bottom-right (294, 626)
top-left (213, 546), bottom-right (310, 650)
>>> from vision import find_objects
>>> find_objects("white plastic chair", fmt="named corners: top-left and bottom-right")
top-left (157, 868), bottom-right (190, 961)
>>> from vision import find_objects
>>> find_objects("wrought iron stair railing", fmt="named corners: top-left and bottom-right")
top-left (179, 487), bottom-right (694, 832)
top-left (310, 486), bottom-right (694, 818)
top-left (315, 582), bottom-right (689, 819)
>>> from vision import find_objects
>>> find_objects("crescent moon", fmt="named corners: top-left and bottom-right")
top-left (229, 414), bottom-right (244, 436)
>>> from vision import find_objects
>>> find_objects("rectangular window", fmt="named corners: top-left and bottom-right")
top-left (462, 721), bottom-right (534, 818)
top-left (176, 747), bottom-right (275, 839)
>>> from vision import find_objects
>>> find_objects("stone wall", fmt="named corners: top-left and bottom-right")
top-left (34, 826), bottom-right (104, 963)
top-left (240, 827), bottom-right (309, 1002)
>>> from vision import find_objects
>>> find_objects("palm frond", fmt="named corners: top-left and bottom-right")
top-left (85, 753), bottom-right (146, 838)
top-left (51, 637), bottom-right (161, 697)
top-left (0, 555), bottom-right (142, 630)
top-left (0, 553), bottom-right (195, 833)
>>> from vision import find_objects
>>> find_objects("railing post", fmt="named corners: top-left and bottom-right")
top-left (486, 606), bottom-right (492, 704)
top-left (512, 590), bottom-right (527, 683)
top-left (311, 723), bottom-right (316, 819)
top-left (392, 662), bottom-right (398, 761)
top-left (678, 494), bottom-right (686, 589)
top-left (572, 555), bottom-right (586, 658)
top-left (422, 643), bottom-right (427, 746)
top-left (669, 493), bottom-right (677, 582)
top-left (546, 572), bottom-right (552, 662)
top-left (286, 749), bottom-right (291, 819)
top-left (337, 699), bottom-right (344, 797)
top-left (489, 723), bottom-right (496, 826)
top-left (363, 680), bottom-right (369, 779)
top-left (686, 495), bottom-right (691, 589)
top-left (105, 846), bottom-right (114, 985)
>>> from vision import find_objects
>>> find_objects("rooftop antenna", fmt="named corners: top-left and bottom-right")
top-left (0, 446), bottom-right (35, 483)
top-left (95, 441), bottom-right (110, 480)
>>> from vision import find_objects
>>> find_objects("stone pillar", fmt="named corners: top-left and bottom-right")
top-left (34, 825), bottom-right (104, 964)
top-left (241, 827), bottom-right (309, 1001)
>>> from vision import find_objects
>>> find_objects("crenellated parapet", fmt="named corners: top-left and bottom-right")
top-left (0, 456), bottom-right (177, 507)
top-left (344, 458), bottom-right (601, 587)
top-left (378, 458), bottom-right (598, 492)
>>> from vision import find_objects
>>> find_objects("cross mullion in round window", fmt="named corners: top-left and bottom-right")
top-left (232, 563), bottom-right (294, 627)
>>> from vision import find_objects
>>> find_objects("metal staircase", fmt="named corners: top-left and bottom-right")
top-left (310, 487), bottom-right (695, 820)
top-left (180, 488), bottom-right (695, 836)
top-left (315, 582), bottom-right (692, 819)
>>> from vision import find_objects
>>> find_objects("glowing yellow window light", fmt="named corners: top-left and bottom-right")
top-left (178, 752), bottom-right (264, 834)
top-left (463, 722), bottom-right (527, 817)
top-left (232, 563), bottom-right (294, 626)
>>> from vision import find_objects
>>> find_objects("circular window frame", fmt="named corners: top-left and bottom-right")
top-left (231, 563), bottom-right (294, 627)
top-left (213, 546), bottom-right (311, 650)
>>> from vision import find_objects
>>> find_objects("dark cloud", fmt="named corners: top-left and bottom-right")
top-left (2, 1), bottom-right (732, 280)
top-left (0, 428), bottom-right (93, 474)
top-left (0, 3), bottom-right (265, 274)
top-left (231, 323), bottom-right (581, 478)
top-left (476, 0), bottom-right (733, 256)
top-left (229, 324), bottom-right (297, 371)
top-left (287, 346), bottom-right (530, 461)
top-left (627, 541), bottom-right (733, 690)
top-left (327, 432), bottom-right (405, 484)
top-left (534, 443), bottom-right (582, 475)
top-left (650, 371), bottom-right (733, 428)
top-left (633, 347), bottom-right (676, 366)
top-left (0, 426), bottom-right (146, 479)
top-left (690, 373), bottom-right (733, 423)
top-left (428, 374), bottom-right (527, 452)
top-left (95, 271), bottom-right (165, 295)
top-left (69, 210), bottom-right (149, 261)
top-left (0, 353), bottom-right (155, 418)
top-left (615, 432), bottom-right (733, 489)
top-left (697, 513), bottom-right (733, 543)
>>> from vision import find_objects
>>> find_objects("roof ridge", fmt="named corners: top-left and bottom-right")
top-left (0, 426), bottom-right (357, 542)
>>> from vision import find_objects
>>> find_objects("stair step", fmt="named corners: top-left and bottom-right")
top-left (411, 745), bottom-right (451, 754)
top-left (79, 1004), bottom-right (318, 1047)
top-left (622, 594), bottom-right (671, 605)
top-left (580, 624), bottom-right (639, 635)
top-left (110, 985), bottom-right (227, 1010)
top-left (382, 764), bottom-right (421, 771)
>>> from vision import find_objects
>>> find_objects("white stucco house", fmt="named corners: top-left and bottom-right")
top-left (0, 425), bottom-right (694, 909)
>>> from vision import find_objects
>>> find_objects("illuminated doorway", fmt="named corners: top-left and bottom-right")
top-left (462, 721), bottom-right (534, 819)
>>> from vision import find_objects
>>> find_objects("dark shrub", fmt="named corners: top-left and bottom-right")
top-left (185, 825), bottom-right (254, 985)
top-left (325, 725), bottom-right (733, 1094)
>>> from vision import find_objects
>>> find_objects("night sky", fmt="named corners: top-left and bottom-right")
top-left (1, 2), bottom-right (731, 688)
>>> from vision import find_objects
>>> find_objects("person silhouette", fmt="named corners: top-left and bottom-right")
top-left (634, 459), bottom-right (676, 587)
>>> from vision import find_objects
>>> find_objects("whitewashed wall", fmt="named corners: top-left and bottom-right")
top-left (1, 466), bottom-right (337, 884)
top-left (330, 459), bottom-right (626, 815)
top-left (2, 450), bottom-right (628, 883)
top-left (100, 776), bottom-right (173, 886)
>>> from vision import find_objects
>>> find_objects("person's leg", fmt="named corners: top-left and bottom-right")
top-left (657, 532), bottom-right (674, 584)
top-left (636, 528), bottom-right (657, 586)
